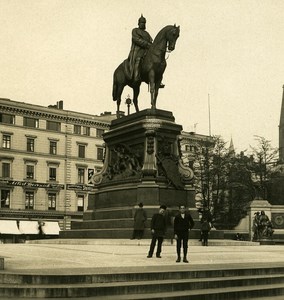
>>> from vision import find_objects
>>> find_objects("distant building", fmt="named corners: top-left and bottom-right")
top-left (0, 98), bottom-right (116, 230)
top-left (0, 97), bottom-right (213, 232)
top-left (267, 85), bottom-right (284, 205)
top-left (180, 131), bottom-right (215, 169)
top-left (228, 137), bottom-right (235, 157)
top-left (180, 131), bottom-right (215, 208)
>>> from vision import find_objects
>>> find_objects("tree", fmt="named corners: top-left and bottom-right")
top-left (211, 136), bottom-right (231, 213)
top-left (223, 151), bottom-right (255, 228)
top-left (250, 136), bottom-right (278, 198)
top-left (191, 135), bottom-right (278, 229)
top-left (192, 135), bottom-right (229, 219)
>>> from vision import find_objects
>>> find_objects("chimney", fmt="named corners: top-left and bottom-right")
top-left (58, 100), bottom-right (63, 109)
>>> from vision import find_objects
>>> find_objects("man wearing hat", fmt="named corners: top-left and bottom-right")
top-left (147, 205), bottom-right (167, 258)
top-left (131, 202), bottom-right (147, 240)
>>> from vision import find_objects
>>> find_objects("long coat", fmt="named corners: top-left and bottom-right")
top-left (151, 213), bottom-right (167, 237)
top-left (133, 208), bottom-right (147, 230)
top-left (174, 213), bottom-right (195, 234)
top-left (127, 27), bottom-right (152, 79)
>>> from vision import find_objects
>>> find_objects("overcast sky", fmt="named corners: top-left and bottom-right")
top-left (0, 0), bottom-right (283, 152)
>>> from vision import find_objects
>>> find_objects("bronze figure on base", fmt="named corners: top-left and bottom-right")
top-left (113, 16), bottom-right (180, 115)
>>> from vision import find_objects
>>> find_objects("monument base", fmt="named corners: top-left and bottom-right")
top-left (259, 239), bottom-right (275, 245)
top-left (60, 109), bottom-right (222, 239)
top-left (0, 257), bottom-right (4, 270)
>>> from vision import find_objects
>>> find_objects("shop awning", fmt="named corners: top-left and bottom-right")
top-left (19, 221), bottom-right (39, 234)
top-left (42, 222), bottom-right (60, 235)
top-left (0, 220), bottom-right (61, 235)
top-left (0, 220), bottom-right (21, 235)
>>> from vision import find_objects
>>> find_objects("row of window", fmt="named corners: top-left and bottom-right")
top-left (0, 113), bottom-right (105, 136)
top-left (1, 162), bottom-right (99, 184)
top-left (185, 145), bottom-right (196, 152)
top-left (2, 134), bottom-right (104, 159)
top-left (0, 189), bottom-right (84, 211)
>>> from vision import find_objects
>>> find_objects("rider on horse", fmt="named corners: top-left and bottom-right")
top-left (127, 15), bottom-right (152, 83)
top-left (113, 20), bottom-right (179, 114)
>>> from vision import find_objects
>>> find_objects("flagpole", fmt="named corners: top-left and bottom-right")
top-left (208, 93), bottom-right (211, 136)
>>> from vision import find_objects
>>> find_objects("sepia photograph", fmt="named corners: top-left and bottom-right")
top-left (0, 0), bottom-right (284, 298)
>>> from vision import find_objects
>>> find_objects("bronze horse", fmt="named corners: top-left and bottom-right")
top-left (112, 25), bottom-right (180, 115)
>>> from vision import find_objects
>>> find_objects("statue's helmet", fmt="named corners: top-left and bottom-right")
top-left (138, 14), bottom-right (146, 24)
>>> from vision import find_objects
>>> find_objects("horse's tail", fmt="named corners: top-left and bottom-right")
top-left (112, 71), bottom-right (118, 102)
top-left (113, 61), bottom-right (129, 102)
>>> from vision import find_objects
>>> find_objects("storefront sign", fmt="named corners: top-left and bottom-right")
top-left (0, 180), bottom-right (64, 189)
top-left (66, 184), bottom-right (94, 191)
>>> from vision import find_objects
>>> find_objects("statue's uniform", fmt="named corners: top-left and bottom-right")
top-left (127, 28), bottom-right (152, 81)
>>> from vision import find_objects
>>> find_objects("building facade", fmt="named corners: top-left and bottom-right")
top-left (0, 98), bottom-right (115, 229)
top-left (0, 98), bottom-right (213, 232)
top-left (179, 131), bottom-right (215, 207)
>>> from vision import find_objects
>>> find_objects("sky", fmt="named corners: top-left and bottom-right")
top-left (0, 0), bottom-right (283, 152)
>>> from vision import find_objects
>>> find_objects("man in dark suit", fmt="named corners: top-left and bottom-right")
top-left (147, 205), bottom-right (167, 258)
top-left (174, 205), bottom-right (195, 263)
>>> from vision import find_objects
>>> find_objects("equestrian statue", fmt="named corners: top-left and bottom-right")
top-left (112, 15), bottom-right (180, 115)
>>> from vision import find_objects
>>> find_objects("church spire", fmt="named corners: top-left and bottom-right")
top-left (280, 85), bottom-right (284, 126)
top-left (229, 137), bottom-right (235, 157)
top-left (279, 85), bottom-right (284, 162)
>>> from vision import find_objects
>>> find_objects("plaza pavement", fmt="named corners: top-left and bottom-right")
top-left (1, 239), bottom-right (284, 274)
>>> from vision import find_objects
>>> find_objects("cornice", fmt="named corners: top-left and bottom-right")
top-left (0, 104), bottom-right (110, 129)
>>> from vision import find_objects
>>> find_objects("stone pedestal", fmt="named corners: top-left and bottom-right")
top-left (0, 257), bottom-right (4, 270)
top-left (88, 109), bottom-right (195, 213)
top-left (248, 199), bottom-right (273, 242)
top-left (259, 239), bottom-right (275, 245)
top-left (60, 109), bottom-right (196, 239)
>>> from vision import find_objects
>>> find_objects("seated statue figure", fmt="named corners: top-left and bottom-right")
top-left (258, 211), bottom-right (274, 239)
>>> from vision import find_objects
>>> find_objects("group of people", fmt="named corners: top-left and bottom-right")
top-left (131, 203), bottom-right (197, 263)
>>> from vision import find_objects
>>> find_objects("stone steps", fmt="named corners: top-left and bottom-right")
top-left (28, 238), bottom-right (258, 246)
top-left (59, 227), bottom-right (224, 239)
top-left (0, 266), bottom-right (283, 298)
top-left (72, 218), bottom-right (203, 230)
top-left (72, 218), bottom-right (136, 229)
top-left (96, 284), bottom-right (284, 299)
top-left (66, 205), bottom-right (216, 240)
top-left (89, 207), bottom-right (200, 220)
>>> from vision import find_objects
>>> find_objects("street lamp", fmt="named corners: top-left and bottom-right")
top-left (125, 95), bottom-right (132, 115)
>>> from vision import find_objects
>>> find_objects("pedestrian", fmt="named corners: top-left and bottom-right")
top-left (147, 205), bottom-right (167, 258)
top-left (174, 205), bottom-right (195, 263)
top-left (38, 221), bottom-right (45, 239)
top-left (200, 218), bottom-right (211, 246)
top-left (235, 233), bottom-right (244, 241)
top-left (131, 202), bottom-right (147, 240)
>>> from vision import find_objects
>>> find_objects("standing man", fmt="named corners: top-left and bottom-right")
top-left (174, 205), bottom-right (195, 263)
top-left (200, 217), bottom-right (211, 246)
top-left (131, 202), bottom-right (147, 240)
top-left (127, 15), bottom-right (153, 83)
top-left (147, 205), bottom-right (167, 258)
